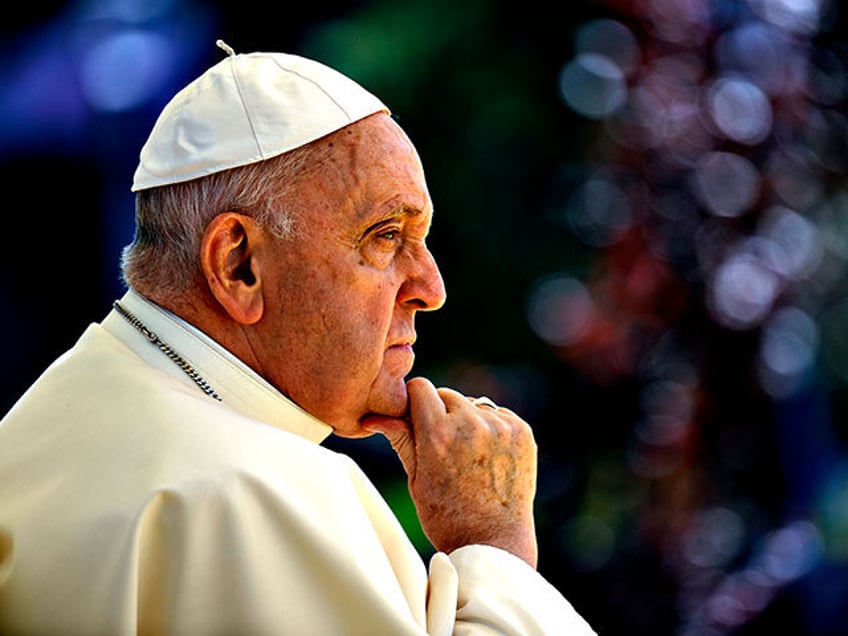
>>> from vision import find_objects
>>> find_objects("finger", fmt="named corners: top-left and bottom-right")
top-left (436, 386), bottom-right (476, 412)
top-left (406, 377), bottom-right (448, 433)
top-left (361, 415), bottom-right (417, 476)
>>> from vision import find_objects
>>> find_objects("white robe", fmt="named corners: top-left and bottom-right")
top-left (0, 290), bottom-right (595, 635)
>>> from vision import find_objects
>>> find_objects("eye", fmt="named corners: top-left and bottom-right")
top-left (370, 223), bottom-right (404, 249)
top-left (358, 223), bottom-right (404, 269)
top-left (376, 229), bottom-right (399, 242)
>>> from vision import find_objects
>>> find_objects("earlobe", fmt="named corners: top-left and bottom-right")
top-left (201, 213), bottom-right (265, 325)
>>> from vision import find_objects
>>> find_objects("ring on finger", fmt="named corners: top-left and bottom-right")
top-left (472, 396), bottom-right (499, 409)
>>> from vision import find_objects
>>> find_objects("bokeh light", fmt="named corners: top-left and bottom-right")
top-left (559, 52), bottom-right (628, 119)
top-left (706, 76), bottom-right (773, 145)
top-left (692, 151), bottom-right (760, 218)
top-left (79, 31), bottom-right (176, 112)
top-left (526, 274), bottom-right (593, 347)
top-left (546, 0), bottom-right (848, 632)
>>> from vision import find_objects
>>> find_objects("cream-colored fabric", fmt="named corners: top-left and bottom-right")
top-left (131, 47), bottom-right (388, 191)
top-left (0, 291), bottom-right (595, 635)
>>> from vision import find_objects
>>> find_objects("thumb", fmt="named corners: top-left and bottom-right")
top-left (362, 415), bottom-right (417, 477)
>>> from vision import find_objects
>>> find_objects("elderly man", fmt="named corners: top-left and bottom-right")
top-left (0, 42), bottom-right (595, 634)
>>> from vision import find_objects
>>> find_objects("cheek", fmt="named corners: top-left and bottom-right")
top-left (281, 274), bottom-right (393, 371)
top-left (323, 266), bottom-right (398, 333)
top-left (271, 251), bottom-right (398, 358)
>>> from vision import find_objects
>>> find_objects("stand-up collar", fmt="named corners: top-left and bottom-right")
top-left (102, 289), bottom-right (333, 444)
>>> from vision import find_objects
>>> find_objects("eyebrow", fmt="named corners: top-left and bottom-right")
top-left (385, 204), bottom-right (425, 220)
top-left (360, 205), bottom-right (425, 238)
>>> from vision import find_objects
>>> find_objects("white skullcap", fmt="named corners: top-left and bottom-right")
top-left (131, 40), bottom-right (389, 192)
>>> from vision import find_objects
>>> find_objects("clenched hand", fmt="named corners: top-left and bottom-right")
top-left (363, 377), bottom-right (539, 568)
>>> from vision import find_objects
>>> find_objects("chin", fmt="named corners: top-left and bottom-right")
top-left (367, 377), bottom-right (410, 418)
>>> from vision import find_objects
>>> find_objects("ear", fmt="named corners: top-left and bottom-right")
top-left (200, 213), bottom-right (264, 325)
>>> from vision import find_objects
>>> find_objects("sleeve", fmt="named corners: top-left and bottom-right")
top-left (132, 448), bottom-right (595, 635)
top-left (133, 468), bottom-right (433, 635)
top-left (426, 546), bottom-right (597, 636)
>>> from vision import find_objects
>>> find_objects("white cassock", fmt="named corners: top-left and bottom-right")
top-left (0, 289), bottom-right (596, 635)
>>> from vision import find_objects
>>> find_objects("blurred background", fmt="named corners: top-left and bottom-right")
top-left (3, 0), bottom-right (848, 633)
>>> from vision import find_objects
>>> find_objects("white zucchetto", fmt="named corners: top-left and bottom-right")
top-left (132, 40), bottom-right (389, 192)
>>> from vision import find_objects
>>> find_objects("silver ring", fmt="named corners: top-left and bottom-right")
top-left (473, 396), bottom-right (499, 409)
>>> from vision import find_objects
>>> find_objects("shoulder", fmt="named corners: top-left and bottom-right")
top-left (0, 320), bottom-right (360, 503)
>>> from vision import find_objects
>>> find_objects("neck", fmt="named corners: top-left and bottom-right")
top-left (150, 288), bottom-right (266, 386)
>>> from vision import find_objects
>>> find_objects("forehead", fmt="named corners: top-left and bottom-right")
top-left (316, 114), bottom-right (432, 222)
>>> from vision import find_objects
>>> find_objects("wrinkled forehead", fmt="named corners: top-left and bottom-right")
top-left (287, 114), bottom-right (432, 225)
top-left (302, 114), bottom-right (425, 183)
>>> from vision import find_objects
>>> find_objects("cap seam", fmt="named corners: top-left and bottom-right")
top-left (227, 56), bottom-right (265, 159)
top-left (132, 50), bottom-right (388, 191)
top-left (268, 58), bottom-right (354, 121)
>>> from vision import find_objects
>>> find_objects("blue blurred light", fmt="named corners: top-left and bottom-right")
top-left (79, 30), bottom-right (175, 112)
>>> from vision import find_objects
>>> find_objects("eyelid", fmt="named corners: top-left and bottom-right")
top-left (361, 220), bottom-right (400, 244)
top-left (360, 206), bottom-right (421, 242)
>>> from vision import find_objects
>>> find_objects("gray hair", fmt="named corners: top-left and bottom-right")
top-left (121, 140), bottom-right (332, 297)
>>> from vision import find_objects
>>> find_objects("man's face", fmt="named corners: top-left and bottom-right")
top-left (254, 113), bottom-right (446, 437)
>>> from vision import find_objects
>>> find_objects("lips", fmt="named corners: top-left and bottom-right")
top-left (388, 332), bottom-right (416, 348)
top-left (385, 342), bottom-right (415, 375)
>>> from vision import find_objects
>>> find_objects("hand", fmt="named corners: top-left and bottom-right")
top-left (363, 377), bottom-right (539, 568)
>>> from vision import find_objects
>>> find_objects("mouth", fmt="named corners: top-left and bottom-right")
top-left (388, 333), bottom-right (416, 349)
top-left (385, 340), bottom-right (416, 375)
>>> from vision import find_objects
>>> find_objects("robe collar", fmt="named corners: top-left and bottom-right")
top-left (103, 289), bottom-right (333, 444)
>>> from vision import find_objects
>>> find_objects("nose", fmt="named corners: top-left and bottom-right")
top-left (400, 243), bottom-right (446, 311)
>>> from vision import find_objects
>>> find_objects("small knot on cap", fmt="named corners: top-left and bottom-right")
top-left (215, 39), bottom-right (236, 57)
top-left (131, 44), bottom-right (389, 191)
